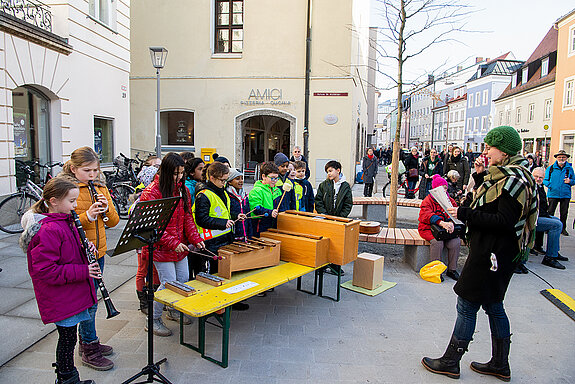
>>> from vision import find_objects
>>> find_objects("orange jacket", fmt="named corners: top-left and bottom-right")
top-left (75, 182), bottom-right (120, 258)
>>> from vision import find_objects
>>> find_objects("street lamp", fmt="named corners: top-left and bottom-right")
top-left (149, 46), bottom-right (168, 157)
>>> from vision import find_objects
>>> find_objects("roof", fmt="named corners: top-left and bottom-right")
top-left (525, 27), bottom-right (558, 65)
top-left (495, 67), bottom-right (555, 102)
top-left (555, 8), bottom-right (575, 24)
top-left (467, 58), bottom-right (524, 82)
top-left (446, 93), bottom-right (467, 104)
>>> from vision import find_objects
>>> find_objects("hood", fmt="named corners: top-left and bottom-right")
top-left (19, 211), bottom-right (68, 252)
top-left (226, 185), bottom-right (247, 201)
top-left (334, 173), bottom-right (346, 186)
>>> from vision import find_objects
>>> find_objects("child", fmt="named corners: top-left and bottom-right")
top-left (226, 168), bottom-right (252, 240)
top-left (59, 147), bottom-right (119, 371)
top-left (293, 160), bottom-right (314, 212)
top-left (249, 162), bottom-right (281, 237)
top-left (446, 169), bottom-right (463, 202)
top-left (136, 155), bottom-right (161, 189)
top-left (273, 153), bottom-right (296, 212)
top-left (315, 160), bottom-right (353, 218)
top-left (184, 157), bottom-right (205, 205)
top-left (22, 177), bottom-right (98, 384)
top-left (140, 153), bottom-right (205, 336)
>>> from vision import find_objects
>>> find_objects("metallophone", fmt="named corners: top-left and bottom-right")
top-left (217, 238), bottom-right (281, 279)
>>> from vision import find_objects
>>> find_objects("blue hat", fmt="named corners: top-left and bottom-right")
top-left (274, 152), bottom-right (289, 166)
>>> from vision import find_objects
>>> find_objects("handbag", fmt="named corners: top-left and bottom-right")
top-left (408, 168), bottom-right (418, 178)
top-left (430, 223), bottom-right (465, 241)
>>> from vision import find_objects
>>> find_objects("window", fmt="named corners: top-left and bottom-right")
top-left (475, 92), bottom-right (480, 106)
top-left (570, 25), bottom-right (575, 56)
top-left (528, 103), bottom-right (535, 122)
top-left (89, 0), bottom-right (116, 28)
top-left (160, 111), bottom-right (195, 145)
top-left (565, 79), bottom-right (574, 107)
top-left (506, 110), bottom-right (511, 124)
top-left (541, 57), bottom-right (549, 77)
top-left (499, 111), bottom-right (504, 125)
top-left (94, 117), bottom-right (114, 163)
top-left (481, 116), bottom-right (487, 132)
top-left (522, 67), bottom-right (528, 84)
top-left (468, 93), bottom-right (473, 108)
top-left (516, 107), bottom-right (522, 124)
top-left (544, 99), bottom-right (552, 120)
top-left (482, 89), bottom-right (488, 105)
top-left (474, 117), bottom-right (479, 131)
top-left (467, 118), bottom-right (472, 132)
top-left (215, 0), bottom-right (244, 53)
top-left (511, 73), bottom-right (517, 88)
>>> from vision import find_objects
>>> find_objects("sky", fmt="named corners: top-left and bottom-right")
top-left (370, 0), bottom-right (575, 100)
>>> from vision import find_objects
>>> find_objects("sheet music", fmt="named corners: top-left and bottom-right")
top-left (429, 187), bottom-right (464, 225)
top-left (222, 281), bottom-right (259, 294)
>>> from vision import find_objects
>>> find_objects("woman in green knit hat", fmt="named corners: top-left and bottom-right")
top-left (422, 126), bottom-right (537, 382)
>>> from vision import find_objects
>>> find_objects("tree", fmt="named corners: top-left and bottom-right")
top-left (373, 0), bottom-right (473, 227)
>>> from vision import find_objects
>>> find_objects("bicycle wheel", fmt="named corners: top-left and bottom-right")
top-left (111, 184), bottom-right (135, 219)
top-left (0, 193), bottom-right (39, 233)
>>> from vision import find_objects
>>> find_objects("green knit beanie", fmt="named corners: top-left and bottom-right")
top-left (484, 126), bottom-right (522, 155)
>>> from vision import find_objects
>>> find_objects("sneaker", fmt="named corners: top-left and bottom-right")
top-left (561, 230), bottom-right (569, 236)
top-left (513, 264), bottom-right (529, 274)
top-left (556, 253), bottom-right (569, 262)
top-left (78, 339), bottom-right (113, 357)
top-left (446, 270), bottom-right (460, 280)
top-left (145, 317), bottom-right (172, 337)
top-left (80, 341), bottom-right (114, 371)
top-left (166, 309), bottom-right (192, 325)
top-left (530, 247), bottom-right (545, 256)
top-left (542, 256), bottom-right (566, 270)
top-left (232, 301), bottom-right (249, 311)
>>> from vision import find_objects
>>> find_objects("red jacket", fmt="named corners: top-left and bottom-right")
top-left (140, 176), bottom-right (202, 262)
top-left (418, 193), bottom-right (458, 242)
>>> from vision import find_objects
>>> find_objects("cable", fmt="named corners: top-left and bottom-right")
top-left (524, 265), bottom-right (555, 289)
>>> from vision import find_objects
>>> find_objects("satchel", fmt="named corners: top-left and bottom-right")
top-left (408, 168), bottom-right (418, 178)
top-left (430, 223), bottom-right (465, 241)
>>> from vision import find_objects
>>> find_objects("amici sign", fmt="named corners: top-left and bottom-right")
top-left (240, 88), bottom-right (291, 106)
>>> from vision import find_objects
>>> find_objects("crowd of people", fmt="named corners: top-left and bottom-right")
top-left (22, 145), bottom-right (353, 384)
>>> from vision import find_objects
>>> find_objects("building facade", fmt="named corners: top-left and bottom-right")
top-left (494, 27), bottom-right (557, 163)
top-left (0, 0), bottom-right (131, 195)
top-left (130, 0), bottom-right (371, 185)
top-left (550, 9), bottom-right (575, 159)
top-left (445, 86), bottom-right (467, 150)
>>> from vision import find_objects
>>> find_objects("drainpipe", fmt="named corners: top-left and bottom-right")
top-left (303, 0), bottom-right (312, 162)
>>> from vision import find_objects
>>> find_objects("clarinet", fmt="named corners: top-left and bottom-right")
top-left (87, 181), bottom-right (109, 222)
top-left (71, 210), bottom-right (120, 319)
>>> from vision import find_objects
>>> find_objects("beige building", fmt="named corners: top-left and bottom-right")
top-left (0, 0), bottom-right (131, 195)
top-left (130, 0), bottom-right (371, 184)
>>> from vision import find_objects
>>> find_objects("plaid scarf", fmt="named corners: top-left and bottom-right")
top-left (470, 155), bottom-right (538, 262)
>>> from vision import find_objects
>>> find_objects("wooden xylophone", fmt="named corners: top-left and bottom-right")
top-left (217, 238), bottom-right (281, 279)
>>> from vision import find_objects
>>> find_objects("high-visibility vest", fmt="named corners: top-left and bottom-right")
top-left (293, 182), bottom-right (304, 211)
top-left (193, 189), bottom-right (232, 241)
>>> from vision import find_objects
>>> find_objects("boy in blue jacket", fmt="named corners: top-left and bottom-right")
top-left (273, 153), bottom-right (296, 212)
top-left (293, 160), bottom-right (314, 212)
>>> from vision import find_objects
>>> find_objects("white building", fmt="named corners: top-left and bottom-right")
top-left (446, 85), bottom-right (467, 150)
top-left (0, 0), bottom-right (131, 195)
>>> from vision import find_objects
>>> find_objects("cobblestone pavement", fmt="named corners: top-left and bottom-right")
top-left (0, 167), bottom-right (574, 383)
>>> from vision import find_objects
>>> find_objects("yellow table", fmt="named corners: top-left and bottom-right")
top-left (154, 262), bottom-right (328, 367)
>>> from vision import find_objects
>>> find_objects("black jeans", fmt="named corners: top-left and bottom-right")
top-left (363, 183), bottom-right (374, 197)
top-left (547, 197), bottom-right (570, 232)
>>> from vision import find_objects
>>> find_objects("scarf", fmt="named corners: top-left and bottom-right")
top-left (368, 154), bottom-right (374, 160)
top-left (470, 155), bottom-right (538, 262)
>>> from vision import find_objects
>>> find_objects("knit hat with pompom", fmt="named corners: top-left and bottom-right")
top-left (484, 126), bottom-right (522, 155)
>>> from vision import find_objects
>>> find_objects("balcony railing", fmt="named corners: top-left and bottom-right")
top-left (0, 0), bottom-right (52, 32)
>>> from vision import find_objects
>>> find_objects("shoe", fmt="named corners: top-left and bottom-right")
top-left (145, 317), bottom-right (172, 337)
top-left (324, 265), bottom-right (345, 276)
top-left (561, 230), bottom-right (569, 236)
top-left (136, 290), bottom-right (148, 315)
top-left (53, 364), bottom-right (95, 384)
top-left (78, 339), bottom-right (113, 357)
top-left (232, 301), bottom-right (250, 311)
top-left (556, 253), bottom-right (569, 261)
top-left (541, 256), bottom-right (566, 270)
top-left (80, 341), bottom-right (114, 371)
top-left (529, 247), bottom-right (545, 256)
top-left (446, 270), bottom-right (460, 281)
top-left (440, 274), bottom-right (445, 282)
top-left (421, 334), bottom-right (470, 379)
top-left (470, 335), bottom-right (511, 382)
top-left (256, 292), bottom-right (267, 297)
top-left (513, 264), bottom-right (528, 274)
top-left (166, 309), bottom-right (192, 325)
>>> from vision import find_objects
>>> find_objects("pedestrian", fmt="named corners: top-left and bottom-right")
top-left (248, 162), bottom-right (281, 237)
top-left (59, 147), bottom-right (119, 371)
top-left (226, 168), bottom-right (252, 240)
top-left (526, 153), bottom-right (536, 172)
top-left (289, 145), bottom-right (310, 179)
top-left (184, 157), bottom-right (205, 205)
top-left (403, 147), bottom-right (420, 199)
top-left (274, 152), bottom-right (296, 212)
top-left (531, 167), bottom-right (567, 270)
top-left (22, 177), bottom-right (98, 384)
top-left (418, 174), bottom-right (461, 280)
top-left (442, 144), bottom-right (453, 165)
top-left (543, 149), bottom-right (575, 236)
top-left (444, 146), bottom-right (470, 192)
top-left (446, 170), bottom-right (463, 203)
top-left (422, 125), bottom-right (537, 382)
top-left (362, 147), bottom-right (378, 197)
top-left (140, 153), bottom-right (205, 336)
top-left (418, 148), bottom-right (443, 199)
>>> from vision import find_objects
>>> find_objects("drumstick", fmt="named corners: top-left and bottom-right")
top-left (275, 182), bottom-right (293, 209)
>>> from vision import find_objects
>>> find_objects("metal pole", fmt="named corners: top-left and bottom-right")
top-left (156, 69), bottom-right (161, 158)
top-left (303, 0), bottom-right (312, 162)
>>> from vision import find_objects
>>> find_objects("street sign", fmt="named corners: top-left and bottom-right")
top-left (544, 124), bottom-right (549, 131)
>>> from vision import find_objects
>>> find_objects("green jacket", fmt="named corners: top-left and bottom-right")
top-left (249, 180), bottom-right (282, 211)
top-left (314, 178), bottom-right (353, 217)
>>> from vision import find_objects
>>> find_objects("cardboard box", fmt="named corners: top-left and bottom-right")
top-left (352, 252), bottom-right (384, 290)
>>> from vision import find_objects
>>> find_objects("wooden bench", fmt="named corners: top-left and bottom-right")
top-left (359, 226), bottom-right (449, 271)
top-left (353, 197), bottom-right (423, 221)
top-left (154, 262), bottom-right (332, 368)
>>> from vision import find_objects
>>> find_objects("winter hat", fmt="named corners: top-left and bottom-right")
top-left (227, 168), bottom-right (243, 182)
top-left (484, 126), bottom-right (522, 155)
top-left (274, 152), bottom-right (290, 166)
top-left (431, 174), bottom-right (448, 189)
top-left (214, 156), bottom-right (230, 165)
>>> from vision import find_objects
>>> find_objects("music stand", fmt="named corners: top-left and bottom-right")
top-left (112, 196), bottom-right (180, 384)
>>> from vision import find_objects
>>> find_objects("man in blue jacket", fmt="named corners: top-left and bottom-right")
top-left (543, 149), bottom-right (575, 236)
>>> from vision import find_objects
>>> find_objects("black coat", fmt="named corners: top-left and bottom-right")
top-left (418, 157), bottom-right (443, 199)
top-left (194, 182), bottom-right (234, 254)
top-left (362, 155), bottom-right (379, 184)
top-left (454, 191), bottom-right (522, 303)
top-left (445, 154), bottom-right (470, 190)
top-left (403, 154), bottom-right (420, 181)
top-left (315, 179), bottom-right (353, 217)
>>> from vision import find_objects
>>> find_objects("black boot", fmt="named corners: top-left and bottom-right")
top-left (470, 335), bottom-right (511, 382)
top-left (422, 334), bottom-right (470, 379)
top-left (136, 290), bottom-right (148, 315)
top-left (53, 363), bottom-right (95, 384)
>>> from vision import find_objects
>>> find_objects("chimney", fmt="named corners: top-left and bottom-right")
top-left (457, 65), bottom-right (463, 71)
top-left (475, 57), bottom-right (483, 63)
top-left (428, 74), bottom-right (434, 85)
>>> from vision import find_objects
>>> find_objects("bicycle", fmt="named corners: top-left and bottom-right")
top-left (0, 160), bottom-right (62, 234)
top-left (381, 168), bottom-right (420, 198)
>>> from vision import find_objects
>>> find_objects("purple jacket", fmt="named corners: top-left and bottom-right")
top-left (26, 213), bottom-right (96, 324)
